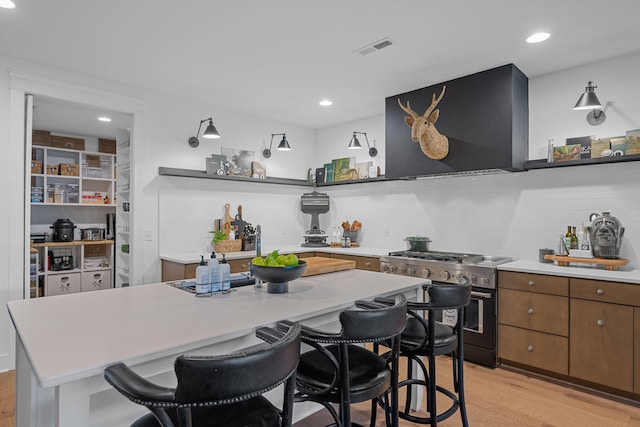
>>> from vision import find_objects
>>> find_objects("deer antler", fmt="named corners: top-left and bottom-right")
top-left (422, 85), bottom-right (446, 118)
top-left (397, 99), bottom-right (418, 119)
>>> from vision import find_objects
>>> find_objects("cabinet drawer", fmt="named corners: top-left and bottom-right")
top-left (330, 254), bottom-right (380, 271)
top-left (297, 252), bottom-right (316, 259)
top-left (499, 271), bottom-right (568, 296)
top-left (81, 270), bottom-right (111, 292)
top-left (228, 258), bottom-right (251, 273)
top-left (498, 324), bottom-right (568, 374)
top-left (570, 278), bottom-right (640, 306)
top-left (46, 272), bottom-right (81, 296)
top-left (498, 289), bottom-right (568, 336)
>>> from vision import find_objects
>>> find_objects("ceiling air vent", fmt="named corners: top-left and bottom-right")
top-left (354, 37), bottom-right (394, 56)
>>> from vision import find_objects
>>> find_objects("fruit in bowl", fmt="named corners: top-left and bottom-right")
top-left (250, 250), bottom-right (307, 293)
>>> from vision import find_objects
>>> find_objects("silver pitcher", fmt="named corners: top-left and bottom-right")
top-left (588, 211), bottom-right (625, 259)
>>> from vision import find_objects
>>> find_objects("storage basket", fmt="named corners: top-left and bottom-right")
top-left (32, 130), bottom-right (51, 146)
top-left (51, 135), bottom-right (85, 150)
top-left (31, 160), bottom-right (43, 174)
top-left (214, 239), bottom-right (242, 253)
top-left (59, 163), bottom-right (79, 176)
top-left (99, 138), bottom-right (116, 154)
top-left (46, 164), bottom-right (59, 175)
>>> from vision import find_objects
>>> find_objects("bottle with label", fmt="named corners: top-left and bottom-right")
top-left (219, 254), bottom-right (231, 293)
top-left (570, 226), bottom-right (579, 250)
top-left (195, 255), bottom-right (211, 297)
top-left (208, 251), bottom-right (220, 292)
top-left (564, 226), bottom-right (572, 252)
top-left (228, 228), bottom-right (235, 241)
top-left (581, 225), bottom-right (590, 250)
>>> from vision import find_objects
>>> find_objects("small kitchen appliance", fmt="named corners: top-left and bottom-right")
top-left (50, 218), bottom-right (75, 242)
top-left (106, 213), bottom-right (115, 240)
top-left (380, 248), bottom-right (512, 368)
top-left (300, 191), bottom-right (330, 247)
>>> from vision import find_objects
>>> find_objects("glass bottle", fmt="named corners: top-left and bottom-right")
top-left (564, 226), bottom-right (572, 252)
top-left (581, 225), bottom-right (590, 250)
top-left (570, 226), bottom-right (579, 250)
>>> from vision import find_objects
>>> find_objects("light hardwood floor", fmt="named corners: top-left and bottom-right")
top-left (2, 358), bottom-right (640, 426)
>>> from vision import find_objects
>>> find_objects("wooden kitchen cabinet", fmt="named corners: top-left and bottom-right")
top-left (329, 253), bottom-right (380, 271)
top-left (635, 307), bottom-right (640, 394)
top-left (569, 278), bottom-right (636, 393)
top-left (499, 271), bottom-right (640, 398)
top-left (498, 271), bottom-right (569, 374)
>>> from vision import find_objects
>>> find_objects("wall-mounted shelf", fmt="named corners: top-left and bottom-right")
top-left (159, 167), bottom-right (311, 186)
top-left (159, 167), bottom-right (408, 187)
top-left (524, 154), bottom-right (640, 170)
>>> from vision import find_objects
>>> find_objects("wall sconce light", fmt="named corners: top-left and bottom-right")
top-left (263, 133), bottom-right (291, 158)
top-left (573, 81), bottom-right (606, 125)
top-left (347, 131), bottom-right (377, 157)
top-left (188, 117), bottom-right (220, 147)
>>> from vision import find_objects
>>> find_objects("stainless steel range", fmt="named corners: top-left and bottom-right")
top-left (380, 249), bottom-right (512, 368)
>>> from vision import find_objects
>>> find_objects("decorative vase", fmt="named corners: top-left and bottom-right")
top-left (588, 211), bottom-right (625, 259)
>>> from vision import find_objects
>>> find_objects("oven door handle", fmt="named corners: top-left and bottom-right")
top-left (470, 290), bottom-right (492, 299)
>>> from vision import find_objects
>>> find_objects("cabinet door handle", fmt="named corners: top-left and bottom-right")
top-left (527, 345), bottom-right (534, 352)
top-left (596, 288), bottom-right (604, 295)
top-left (527, 308), bottom-right (534, 314)
top-left (241, 263), bottom-right (247, 268)
top-left (597, 320), bottom-right (605, 327)
top-left (528, 280), bottom-right (535, 286)
top-left (365, 262), bottom-right (371, 267)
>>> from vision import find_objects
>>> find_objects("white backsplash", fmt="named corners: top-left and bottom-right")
top-left (159, 161), bottom-right (639, 269)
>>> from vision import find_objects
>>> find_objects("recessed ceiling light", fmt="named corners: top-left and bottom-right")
top-left (526, 32), bottom-right (550, 44)
top-left (0, 0), bottom-right (16, 8)
top-left (319, 100), bottom-right (333, 107)
top-left (98, 116), bottom-right (112, 122)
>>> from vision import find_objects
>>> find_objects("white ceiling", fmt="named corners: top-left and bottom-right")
top-left (2, 0), bottom-right (640, 133)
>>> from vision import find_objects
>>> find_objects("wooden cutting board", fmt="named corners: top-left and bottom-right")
top-left (301, 257), bottom-right (356, 277)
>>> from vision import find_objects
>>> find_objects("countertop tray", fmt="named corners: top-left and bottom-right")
top-left (544, 254), bottom-right (629, 271)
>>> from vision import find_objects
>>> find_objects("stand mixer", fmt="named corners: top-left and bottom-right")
top-left (300, 191), bottom-right (330, 247)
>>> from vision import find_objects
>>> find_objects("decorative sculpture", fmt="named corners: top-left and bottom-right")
top-left (588, 211), bottom-right (625, 259)
top-left (397, 85), bottom-right (449, 160)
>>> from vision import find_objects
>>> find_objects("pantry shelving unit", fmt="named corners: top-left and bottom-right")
top-left (29, 136), bottom-right (118, 297)
top-left (115, 128), bottom-right (132, 288)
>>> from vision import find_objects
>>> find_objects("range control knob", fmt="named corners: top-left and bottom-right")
top-left (457, 274), bottom-right (470, 285)
top-left (470, 274), bottom-right (478, 284)
top-left (440, 270), bottom-right (451, 281)
top-left (422, 268), bottom-right (432, 278)
top-left (390, 265), bottom-right (398, 273)
top-left (480, 276), bottom-right (490, 287)
top-left (409, 267), bottom-right (417, 276)
top-left (382, 264), bottom-right (389, 273)
top-left (400, 266), bottom-right (408, 274)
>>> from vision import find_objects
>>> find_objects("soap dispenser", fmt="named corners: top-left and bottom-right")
top-left (195, 255), bottom-right (211, 297)
top-left (219, 254), bottom-right (231, 293)
top-left (208, 251), bottom-right (220, 292)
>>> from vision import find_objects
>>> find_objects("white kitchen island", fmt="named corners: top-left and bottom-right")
top-left (7, 269), bottom-right (427, 427)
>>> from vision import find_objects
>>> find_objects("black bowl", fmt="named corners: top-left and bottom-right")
top-left (250, 260), bottom-right (307, 293)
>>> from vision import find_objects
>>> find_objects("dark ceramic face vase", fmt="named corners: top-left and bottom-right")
top-left (588, 211), bottom-right (625, 259)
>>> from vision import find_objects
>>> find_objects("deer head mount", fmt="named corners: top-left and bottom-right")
top-left (397, 85), bottom-right (449, 160)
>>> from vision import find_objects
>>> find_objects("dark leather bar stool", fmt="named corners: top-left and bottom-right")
top-left (278, 294), bottom-right (407, 427)
top-left (377, 283), bottom-right (471, 427)
top-left (103, 323), bottom-right (301, 427)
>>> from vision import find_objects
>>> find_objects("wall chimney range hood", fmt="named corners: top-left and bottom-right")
top-left (385, 64), bottom-right (528, 179)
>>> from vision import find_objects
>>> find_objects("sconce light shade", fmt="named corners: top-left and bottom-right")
top-left (348, 132), bottom-right (377, 157)
top-left (202, 119), bottom-right (220, 139)
top-left (348, 133), bottom-right (363, 149)
top-left (263, 133), bottom-right (291, 158)
top-left (573, 81), bottom-right (606, 125)
top-left (188, 117), bottom-right (220, 147)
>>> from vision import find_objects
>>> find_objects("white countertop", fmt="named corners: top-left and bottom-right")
top-left (7, 269), bottom-right (426, 388)
top-left (499, 259), bottom-right (640, 284)
top-left (160, 245), bottom-right (395, 264)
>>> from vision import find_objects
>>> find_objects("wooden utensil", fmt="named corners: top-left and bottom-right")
top-left (223, 203), bottom-right (233, 236)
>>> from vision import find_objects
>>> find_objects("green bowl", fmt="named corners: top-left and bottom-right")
top-left (250, 260), bottom-right (307, 293)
